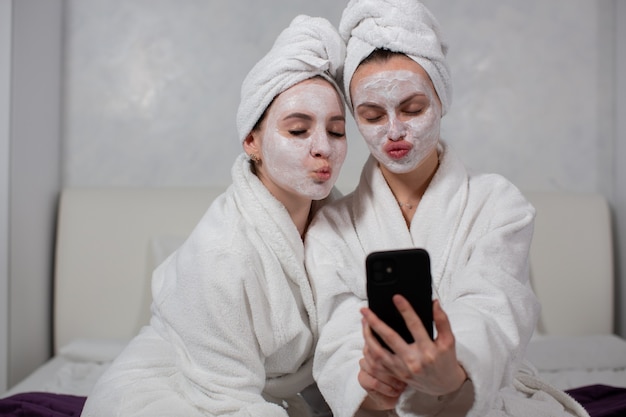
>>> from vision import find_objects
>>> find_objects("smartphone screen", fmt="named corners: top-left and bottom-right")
top-left (366, 248), bottom-right (433, 351)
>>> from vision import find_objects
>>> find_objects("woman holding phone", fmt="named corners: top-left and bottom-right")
top-left (305, 1), bottom-right (589, 416)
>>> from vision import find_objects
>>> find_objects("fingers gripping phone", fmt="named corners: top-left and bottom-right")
top-left (366, 248), bottom-right (433, 351)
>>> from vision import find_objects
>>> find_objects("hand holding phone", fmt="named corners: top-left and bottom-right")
top-left (366, 248), bottom-right (433, 351)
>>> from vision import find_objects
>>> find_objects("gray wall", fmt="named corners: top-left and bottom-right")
top-left (62, 0), bottom-right (615, 193)
top-left (0, 0), bottom-right (12, 395)
top-left (61, 0), bottom-right (366, 189)
top-left (3, 0), bottom-right (626, 390)
top-left (616, 1), bottom-right (626, 336)
top-left (5, 0), bottom-right (63, 388)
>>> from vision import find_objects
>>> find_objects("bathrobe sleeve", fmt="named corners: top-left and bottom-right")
top-left (397, 175), bottom-right (540, 416)
top-left (83, 155), bottom-right (316, 417)
top-left (306, 197), bottom-right (372, 417)
top-left (152, 232), bottom-right (291, 417)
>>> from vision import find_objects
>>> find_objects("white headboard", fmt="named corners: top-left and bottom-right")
top-left (525, 191), bottom-right (614, 336)
top-left (52, 188), bottom-right (615, 353)
top-left (53, 187), bottom-right (226, 353)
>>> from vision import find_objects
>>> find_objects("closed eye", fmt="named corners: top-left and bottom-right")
top-left (401, 95), bottom-right (428, 116)
top-left (356, 103), bottom-right (386, 124)
top-left (288, 129), bottom-right (308, 137)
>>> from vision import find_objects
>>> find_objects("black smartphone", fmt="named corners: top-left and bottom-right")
top-left (366, 248), bottom-right (433, 351)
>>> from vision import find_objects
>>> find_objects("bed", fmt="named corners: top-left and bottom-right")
top-left (0, 187), bottom-right (625, 416)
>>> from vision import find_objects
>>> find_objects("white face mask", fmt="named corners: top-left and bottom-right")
top-left (351, 69), bottom-right (441, 174)
top-left (260, 79), bottom-right (347, 200)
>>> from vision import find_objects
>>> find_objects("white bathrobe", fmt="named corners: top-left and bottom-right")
top-left (305, 143), bottom-right (589, 417)
top-left (82, 153), bottom-right (333, 417)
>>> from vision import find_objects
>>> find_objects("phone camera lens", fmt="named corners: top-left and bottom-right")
top-left (371, 259), bottom-right (395, 283)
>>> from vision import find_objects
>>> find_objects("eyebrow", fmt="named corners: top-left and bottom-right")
top-left (356, 93), bottom-right (428, 109)
top-left (283, 112), bottom-right (313, 121)
top-left (400, 92), bottom-right (428, 106)
top-left (355, 102), bottom-right (383, 110)
top-left (283, 113), bottom-right (345, 123)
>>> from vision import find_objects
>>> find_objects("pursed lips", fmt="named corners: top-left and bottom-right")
top-left (312, 165), bottom-right (332, 181)
top-left (383, 141), bottom-right (413, 159)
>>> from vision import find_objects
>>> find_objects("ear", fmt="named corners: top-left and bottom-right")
top-left (243, 131), bottom-right (260, 156)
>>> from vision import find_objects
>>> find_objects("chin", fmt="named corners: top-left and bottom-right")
top-left (305, 185), bottom-right (333, 201)
top-left (381, 159), bottom-right (419, 174)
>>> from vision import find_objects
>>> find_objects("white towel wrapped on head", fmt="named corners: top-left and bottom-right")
top-left (339, 0), bottom-right (452, 114)
top-left (236, 15), bottom-right (345, 143)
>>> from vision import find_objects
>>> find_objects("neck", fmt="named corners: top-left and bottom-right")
top-left (254, 168), bottom-right (313, 238)
top-left (380, 147), bottom-right (439, 210)
top-left (283, 198), bottom-right (313, 238)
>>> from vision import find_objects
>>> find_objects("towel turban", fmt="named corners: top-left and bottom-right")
top-left (339, 0), bottom-right (452, 115)
top-left (236, 15), bottom-right (345, 143)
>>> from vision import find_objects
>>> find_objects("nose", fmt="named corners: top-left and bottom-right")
top-left (387, 117), bottom-right (407, 142)
top-left (310, 129), bottom-right (332, 158)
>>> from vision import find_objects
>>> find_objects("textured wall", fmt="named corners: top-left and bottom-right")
top-left (62, 0), bottom-right (614, 195)
top-left (426, 1), bottom-right (612, 192)
top-left (62, 0), bottom-right (365, 188)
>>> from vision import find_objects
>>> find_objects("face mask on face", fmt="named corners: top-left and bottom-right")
top-left (352, 69), bottom-right (441, 174)
top-left (260, 80), bottom-right (347, 200)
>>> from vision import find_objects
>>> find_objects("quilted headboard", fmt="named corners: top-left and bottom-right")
top-left (52, 188), bottom-right (615, 354)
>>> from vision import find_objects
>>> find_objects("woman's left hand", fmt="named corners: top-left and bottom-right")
top-left (360, 297), bottom-right (467, 397)
top-left (358, 317), bottom-right (407, 410)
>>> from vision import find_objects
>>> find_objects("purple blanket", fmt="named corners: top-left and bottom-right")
top-left (0, 385), bottom-right (625, 416)
top-left (566, 385), bottom-right (626, 417)
top-left (0, 392), bottom-right (86, 417)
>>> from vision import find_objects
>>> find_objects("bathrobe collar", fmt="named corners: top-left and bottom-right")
top-left (229, 153), bottom-right (338, 339)
top-left (353, 141), bottom-right (469, 290)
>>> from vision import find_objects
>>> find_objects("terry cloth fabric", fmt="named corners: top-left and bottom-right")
top-left (236, 15), bottom-right (345, 143)
top-left (305, 141), bottom-right (588, 416)
top-left (81, 153), bottom-right (338, 417)
top-left (338, 0), bottom-right (452, 114)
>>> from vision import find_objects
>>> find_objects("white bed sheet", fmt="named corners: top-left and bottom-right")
top-left (537, 368), bottom-right (626, 391)
top-left (4, 334), bottom-right (626, 401)
top-left (526, 334), bottom-right (626, 391)
top-left (1, 338), bottom-right (127, 399)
